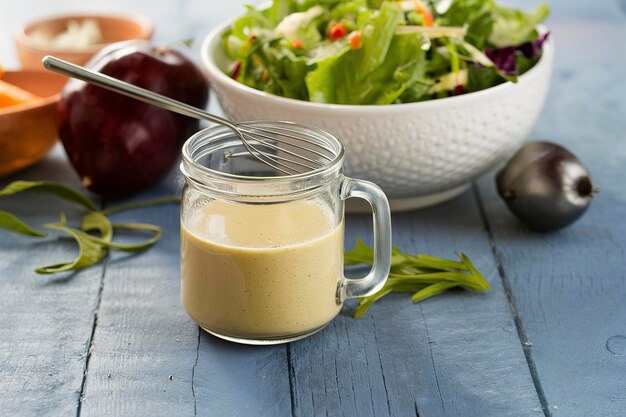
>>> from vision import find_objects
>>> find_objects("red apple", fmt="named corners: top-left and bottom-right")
top-left (57, 40), bottom-right (208, 198)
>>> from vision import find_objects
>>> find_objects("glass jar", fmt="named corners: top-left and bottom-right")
top-left (180, 122), bottom-right (391, 345)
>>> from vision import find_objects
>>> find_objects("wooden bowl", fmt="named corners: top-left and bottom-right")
top-left (14, 14), bottom-right (153, 70)
top-left (0, 71), bottom-right (67, 177)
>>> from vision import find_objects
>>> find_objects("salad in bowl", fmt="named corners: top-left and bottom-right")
top-left (220, 0), bottom-right (549, 105)
top-left (202, 0), bottom-right (553, 210)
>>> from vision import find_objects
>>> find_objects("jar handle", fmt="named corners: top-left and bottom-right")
top-left (338, 177), bottom-right (392, 302)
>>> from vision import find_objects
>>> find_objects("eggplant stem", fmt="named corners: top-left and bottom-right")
top-left (503, 190), bottom-right (516, 200)
top-left (575, 177), bottom-right (596, 197)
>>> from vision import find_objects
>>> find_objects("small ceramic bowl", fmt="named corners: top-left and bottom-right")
top-left (14, 13), bottom-right (153, 70)
top-left (0, 71), bottom-right (67, 177)
top-left (201, 23), bottom-right (554, 211)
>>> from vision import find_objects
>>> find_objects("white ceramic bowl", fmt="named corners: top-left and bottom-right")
top-left (201, 22), bottom-right (553, 211)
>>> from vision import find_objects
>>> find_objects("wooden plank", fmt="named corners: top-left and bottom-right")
top-left (0, 147), bottom-right (101, 416)
top-left (193, 335), bottom-right (292, 417)
top-left (64, 1), bottom-right (291, 411)
top-left (79, 171), bottom-right (292, 417)
top-left (476, 15), bottom-right (626, 417)
top-left (175, 7), bottom-right (296, 407)
top-left (290, 191), bottom-right (543, 417)
top-left (78, 174), bottom-right (199, 417)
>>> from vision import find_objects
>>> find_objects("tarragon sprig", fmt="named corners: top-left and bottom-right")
top-left (0, 180), bottom-right (179, 274)
top-left (345, 239), bottom-right (490, 318)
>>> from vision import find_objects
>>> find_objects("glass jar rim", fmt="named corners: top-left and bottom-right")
top-left (181, 121), bottom-right (345, 189)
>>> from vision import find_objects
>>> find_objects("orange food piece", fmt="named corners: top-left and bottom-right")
top-left (420, 10), bottom-right (434, 26)
top-left (414, 0), bottom-right (434, 26)
top-left (348, 31), bottom-right (362, 49)
top-left (0, 79), bottom-right (42, 108)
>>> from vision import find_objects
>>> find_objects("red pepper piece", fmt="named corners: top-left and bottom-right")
top-left (231, 61), bottom-right (241, 80)
top-left (328, 23), bottom-right (348, 40)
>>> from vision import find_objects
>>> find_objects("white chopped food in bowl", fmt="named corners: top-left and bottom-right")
top-left (29, 19), bottom-right (103, 50)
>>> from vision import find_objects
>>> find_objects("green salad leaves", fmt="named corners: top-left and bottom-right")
top-left (221, 0), bottom-right (549, 104)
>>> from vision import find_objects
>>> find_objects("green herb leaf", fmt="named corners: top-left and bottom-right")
top-left (0, 180), bottom-right (176, 275)
top-left (34, 216), bottom-right (161, 273)
top-left (81, 211), bottom-right (113, 241)
top-left (96, 223), bottom-right (162, 252)
top-left (354, 288), bottom-right (393, 319)
top-left (0, 210), bottom-right (47, 237)
top-left (347, 240), bottom-right (490, 318)
top-left (36, 214), bottom-right (107, 274)
top-left (411, 282), bottom-right (461, 303)
top-left (460, 253), bottom-right (491, 291)
top-left (344, 238), bottom-right (374, 265)
top-left (400, 253), bottom-right (467, 271)
top-left (0, 181), bottom-right (97, 211)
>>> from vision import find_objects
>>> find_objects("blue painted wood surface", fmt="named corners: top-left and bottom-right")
top-left (1, 1), bottom-right (625, 416)
top-left (475, 2), bottom-right (626, 414)
top-left (0, 150), bottom-right (106, 416)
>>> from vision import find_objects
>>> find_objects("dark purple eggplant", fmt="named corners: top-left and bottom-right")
top-left (496, 141), bottom-right (598, 232)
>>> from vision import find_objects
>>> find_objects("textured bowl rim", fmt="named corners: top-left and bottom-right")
top-left (14, 12), bottom-right (154, 55)
top-left (201, 21), bottom-right (553, 113)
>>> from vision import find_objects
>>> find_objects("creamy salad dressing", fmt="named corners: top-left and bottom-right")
top-left (181, 199), bottom-right (343, 339)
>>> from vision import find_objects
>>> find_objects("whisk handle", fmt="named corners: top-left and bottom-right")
top-left (337, 178), bottom-right (392, 302)
top-left (41, 55), bottom-right (237, 130)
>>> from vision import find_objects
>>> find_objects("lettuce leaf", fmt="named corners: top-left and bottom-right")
top-left (267, 0), bottom-right (291, 24)
top-left (436, 0), bottom-right (549, 49)
top-left (307, 33), bottom-right (430, 104)
top-left (467, 65), bottom-right (505, 92)
top-left (229, 5), bottom-right (273, 38)
top-left (437, 0), bottom-right (495, 49)
top-left (488, 2), bottom-right (550, 47)
top-left (362, 34), bottom-right (430, 104)
top-left (306, 2), bottom-right (411, 104)
top-left (257, 41), bottom-right (311, 99)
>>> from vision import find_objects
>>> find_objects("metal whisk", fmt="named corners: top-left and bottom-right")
top-left (42, 56), bottom-right (336, 175)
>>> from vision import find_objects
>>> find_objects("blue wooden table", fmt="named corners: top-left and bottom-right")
top-left (1, 1), bottom-right (625, 416)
